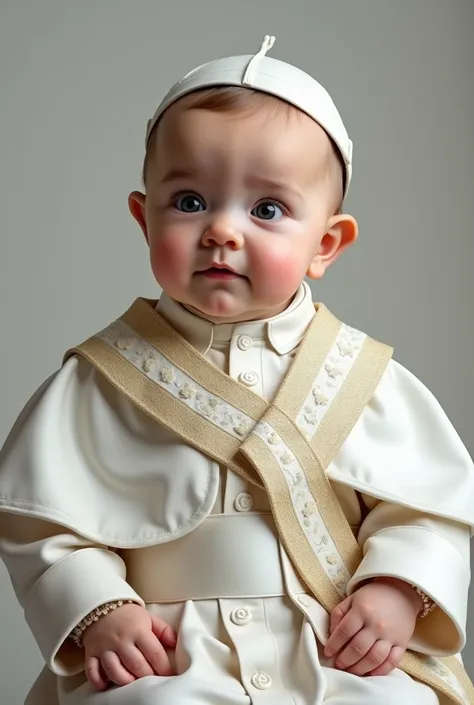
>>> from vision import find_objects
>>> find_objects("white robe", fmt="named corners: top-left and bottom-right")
top-left (0, 282), bottom-right (472, 705)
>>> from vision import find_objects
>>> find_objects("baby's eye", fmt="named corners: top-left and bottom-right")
top-left (251, 201), bottom-right (284, 221)
top-left (174, 193), bottom-right (206, 213)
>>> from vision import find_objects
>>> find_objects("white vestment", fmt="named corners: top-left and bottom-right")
top-left (0, 282), bottom-right (472, 705)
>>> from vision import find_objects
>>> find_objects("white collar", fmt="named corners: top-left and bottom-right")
top-left (157, 281), bottom-right (315, 355)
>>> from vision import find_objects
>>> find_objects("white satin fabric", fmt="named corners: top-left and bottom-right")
top-left (1, 282), bottom-right (472, 704)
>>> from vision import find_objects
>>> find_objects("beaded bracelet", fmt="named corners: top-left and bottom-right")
top-left (69, 600), bottom-right (134, 648)
top-left (413, 587), bottom-right (436, 619)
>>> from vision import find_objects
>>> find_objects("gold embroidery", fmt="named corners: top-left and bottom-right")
top-left (142, 356), bottom-right (157, 373)
top-left (179, 382), bottom-right (197, 399)
top-left (115, 338), bottom-right (133, 350)
top-left (159, 367), bottom-right (174, 384)
top-left (312, 388), bottom-right (329, 405)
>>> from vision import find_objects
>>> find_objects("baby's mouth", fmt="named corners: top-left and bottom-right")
top-left (200, 267), bottom-right (241, 280)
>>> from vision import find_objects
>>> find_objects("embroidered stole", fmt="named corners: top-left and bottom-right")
top-left (64, 297), bottom-right (474, 705)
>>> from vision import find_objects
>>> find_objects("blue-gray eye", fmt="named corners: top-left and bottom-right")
top-left (175, 194), bottom-right (206, 213)
top-left (251, 201), bottom-right (284, 221)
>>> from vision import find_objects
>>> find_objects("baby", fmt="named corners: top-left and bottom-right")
top-left (0, 34), bottom-right (473, 705)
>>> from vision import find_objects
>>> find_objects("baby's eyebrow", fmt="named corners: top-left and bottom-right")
top-left (246, 176), bottom-right (304, 202)
top-left (160, 168), bottom-right (198, 184)
top-left (159, 169), bottom-right (305, 203)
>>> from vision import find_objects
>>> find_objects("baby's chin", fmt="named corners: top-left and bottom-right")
top-left (181, 291), bottom-right (260, 324)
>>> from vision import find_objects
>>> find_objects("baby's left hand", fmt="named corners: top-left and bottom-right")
top-left (324, 577), bottom-right (422, 676)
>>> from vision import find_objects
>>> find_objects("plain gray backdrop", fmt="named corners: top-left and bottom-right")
top-left (0, 1), bottom-right (473, 703)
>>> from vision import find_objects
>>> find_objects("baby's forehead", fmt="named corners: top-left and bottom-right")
top-left (157, 87), bottom-right (323, 134)
top-left (154, 91), bottom-right (333, 169)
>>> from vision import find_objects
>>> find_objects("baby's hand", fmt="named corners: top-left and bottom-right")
top-left (324, 578), bottom-right (421, 676)
top-left (83, 603), bottom-right (177, 690)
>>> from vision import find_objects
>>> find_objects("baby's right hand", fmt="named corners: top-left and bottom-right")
top-left (83, 603), bottom-right (177, 691)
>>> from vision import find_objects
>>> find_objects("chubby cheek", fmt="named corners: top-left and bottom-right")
top-left (148, 232), bottom-right (191, 288)
top-left (253, 247), bottom-right (306, 300)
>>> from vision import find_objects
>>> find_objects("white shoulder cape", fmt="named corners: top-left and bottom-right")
top-left (0, 353), bottom-right (472, 546)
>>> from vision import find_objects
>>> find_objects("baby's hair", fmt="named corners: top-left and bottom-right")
top-left (143, 86), bottom-right (345, 213)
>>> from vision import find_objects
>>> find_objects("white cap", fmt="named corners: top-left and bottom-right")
top-left (146, 35), bottom-right (352, 199)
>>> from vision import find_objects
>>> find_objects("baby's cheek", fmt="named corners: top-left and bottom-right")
top-left (259, 251), bottom-right (304, 296)
top-left (150, 234), bottom-right (189, 281)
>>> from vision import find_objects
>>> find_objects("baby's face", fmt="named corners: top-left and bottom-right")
top-left (131, 97), bottom-right (356, 322)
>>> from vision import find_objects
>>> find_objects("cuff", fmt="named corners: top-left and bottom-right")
top-left (346, 526), bottom-right (468, 655)
top-left (24, 548), bottom-right (144, 675)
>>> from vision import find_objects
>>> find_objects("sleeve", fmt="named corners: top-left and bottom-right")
top-left (0, 512), bottom-right (144, 676)
top-left (0, 354), bottom-right (216, 676)
top-left (0, 362), bottom-right (151, 676)
top-left (346, 500), bottom-right (470, 656)
top-left (332, 359), bottom-right (474, 657)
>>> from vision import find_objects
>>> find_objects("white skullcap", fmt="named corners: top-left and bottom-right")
top-left (146, 35), bottom-right (352, 198)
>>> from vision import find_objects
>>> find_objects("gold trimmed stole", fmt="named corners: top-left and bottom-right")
top-left (64, 298), bottom-right (474, 705)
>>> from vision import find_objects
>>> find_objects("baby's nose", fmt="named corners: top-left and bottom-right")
top-left (202, 220), bottom-right (244, 250)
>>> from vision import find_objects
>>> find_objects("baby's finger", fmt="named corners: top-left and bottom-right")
top-left (151, 614), bottom-right (177, 648)
top-left (137, 633), bottom-right (175, 676)
top-left (329, 595), bottom-right (352, 635)
top-left (334, 628), bottom-right (375, 670)
top-left (346, 640), bottom-right (392, 676)
top-left (368, 645), bottom-right (405, 676)
top-left (325, 609), bottom-right (363, 658)
top-left (101, 650), bottom-right (136, 687)
top-left (119, 644), bottom-right (155, 679)
top-left (85, 656), bottom-right (108, 691)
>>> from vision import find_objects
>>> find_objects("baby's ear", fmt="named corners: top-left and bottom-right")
top-left (128, 192), bottom-right (148, 243)
top-left (306, 214), bottom-right (358, 280)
